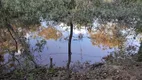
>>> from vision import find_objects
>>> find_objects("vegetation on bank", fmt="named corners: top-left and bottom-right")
top-left (0, 47), bottom-right (142, 80)
top-left (1, 0), bottom-right (142, 79)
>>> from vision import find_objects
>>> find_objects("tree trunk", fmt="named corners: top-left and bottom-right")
top-left (66, 21), bottom-right (73, 78)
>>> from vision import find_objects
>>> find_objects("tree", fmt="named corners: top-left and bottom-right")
top-left (0, 0), bottom-right (95, 78)
top-left (0, 0), bottom-right (44, 67)
top-left (1, 0), bottom-right (142, 78)
top-left (40, 0), bottom-right (96, 78)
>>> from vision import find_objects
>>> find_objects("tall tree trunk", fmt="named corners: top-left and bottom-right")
top-left (66, 21), bottom-right (73, 78)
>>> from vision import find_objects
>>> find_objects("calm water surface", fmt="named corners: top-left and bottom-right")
top-left (23, 22), bottom-right (140, 66)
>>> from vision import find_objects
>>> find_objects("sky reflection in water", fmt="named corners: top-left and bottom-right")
top-left (25, 21), bottom-right (139, 66)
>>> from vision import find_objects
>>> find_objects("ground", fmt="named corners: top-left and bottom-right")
top-left (1, 53), bottom-right (142, 80)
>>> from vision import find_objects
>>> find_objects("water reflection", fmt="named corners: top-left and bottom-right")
top-left (27, 22), bottom-right (130, 66)
top-left (38, 26), bottom-right (62, 40)
top-left (89, 23), bottom-right (126, 49)
top-left (0, 22), bottom-right (140, 67)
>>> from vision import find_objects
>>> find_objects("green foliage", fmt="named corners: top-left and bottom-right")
top-left (117, 0), bottom-right (142, 4)
top-left (137, 42), bottom-right (142, 61)
top-left (0, 0), bottom-right (96, 27)
top-left (28, 73), bottom-right (34, 80)
top-left (1, 0), bottom-right (142, 27)
top-left (49, 68), bottom-right (55, 74)
top-left (0, 0), bottom-right (41, 27)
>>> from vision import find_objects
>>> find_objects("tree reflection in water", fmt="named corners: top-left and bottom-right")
top-left (38, 26), bottom-right (62, 40)
top-left (89, 23), bottom-right (127, 49)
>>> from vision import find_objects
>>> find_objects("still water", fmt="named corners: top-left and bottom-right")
top-left (22, 21), bottom-right (140, 66)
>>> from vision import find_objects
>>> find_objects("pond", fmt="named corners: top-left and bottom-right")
top-left (0, 21), bottom-right (140, 67)
top-left (24, 21), bottom-right (140, 66)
